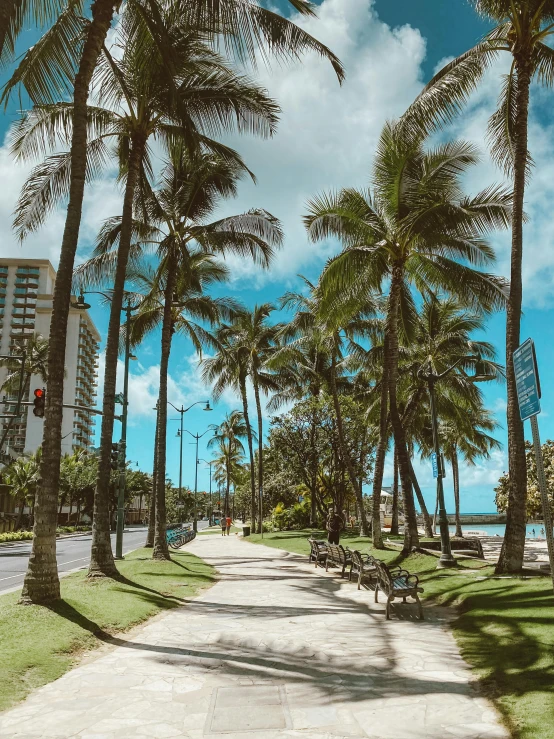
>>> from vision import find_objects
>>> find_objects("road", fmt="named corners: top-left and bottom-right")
top-left (0, 522), bottom-right (209, 594)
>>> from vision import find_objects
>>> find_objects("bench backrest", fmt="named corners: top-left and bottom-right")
top-left (374, 560), bottom-right (394, 593)
top-left (351, 549), bottom-right (364, 569)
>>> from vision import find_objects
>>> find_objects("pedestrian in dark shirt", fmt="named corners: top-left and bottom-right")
top-left (326, 506), bottom-right (343, 545)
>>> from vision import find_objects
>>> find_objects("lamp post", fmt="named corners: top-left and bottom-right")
top-left (182, 428), bottom-right (212, 531)
top-left (72, 291), bottom-right (139, 559)
top-left (198, 458), bottom-right (214, 524)
top-left (169, 400), bottom-right (212, 504)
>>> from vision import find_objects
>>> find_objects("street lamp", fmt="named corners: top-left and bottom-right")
top-left (419, 354), bottom-right (487, 569)
top-left (169, 400), bottom-right (212, 510)
top-left (182, 428), bottom-right (212, 532)
top-left (72, 290), bottom-right (139, 559)
top-left (198, 458), bottom-right (214, 524)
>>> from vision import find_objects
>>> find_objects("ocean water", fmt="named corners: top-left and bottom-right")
top-left (449, 523), bottom-right (551, 539)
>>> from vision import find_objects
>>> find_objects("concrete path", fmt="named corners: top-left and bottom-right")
top-left (0, 535), bottom-right (508, 739)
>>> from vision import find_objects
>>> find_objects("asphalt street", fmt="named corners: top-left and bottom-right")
top-left (0, 522), bottom-right (208, 594)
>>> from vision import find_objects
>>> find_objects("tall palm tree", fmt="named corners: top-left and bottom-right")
top-left (17, 28), bottom-right (279, 577)
top-left (306, 121), bottom-right (511, 553)
top-left (127, 255), bottom-right (234, 559)
top-left (78, 148), bottom-right (281, 564)
top-left (221, 305), bottom-right (281, 533)
top-left (0, 333), bottom-right (49, 454)
top-left (202, 327), bottom-right (259, 531)
top-left (10, 0), bottom-right (343, 605)
top-left (401, 0), bottom-right (554, 573)
top-left (208, 410), bottom-right (251, 515)
top-left (442, 405), bottom-right (501, 538)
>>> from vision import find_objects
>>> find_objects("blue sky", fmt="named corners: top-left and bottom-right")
top-left (1, 0), bottom-right (554, 513)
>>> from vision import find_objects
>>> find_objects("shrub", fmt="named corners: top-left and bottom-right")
top-left (271, 500), bottom-right (310, 531)
top-left (0, 531), bottom-right (34, 543)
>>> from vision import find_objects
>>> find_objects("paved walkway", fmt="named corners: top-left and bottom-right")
top-left (0, 535), bottom-right (508, 739)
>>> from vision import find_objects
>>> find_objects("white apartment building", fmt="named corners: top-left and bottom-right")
top-left (0, 259), bottom-right (100, 458)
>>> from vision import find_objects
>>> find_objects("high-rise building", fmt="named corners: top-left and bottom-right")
top-left (0, 259), bottom-right (100, 458)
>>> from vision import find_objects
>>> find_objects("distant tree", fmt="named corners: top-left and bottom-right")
top-left (496, 440), bottom-right (554, 520)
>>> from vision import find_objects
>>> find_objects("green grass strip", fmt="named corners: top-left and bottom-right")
top-left (0, 547), bottom-right (215, 713)
top-left (247, 529), bottom-right (554, 739)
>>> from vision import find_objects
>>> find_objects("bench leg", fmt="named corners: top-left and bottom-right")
top-left (341, 564), bottom-right (346, 578)
top-left (348, 566), bottom-right (353, 582)
top-left (325, 559), bottom-right (329, 571)
top-left (386, 595), bottom-right (393, 620)
top-left (415, 594), bottom-right (424, 620)
top-left (357, 572), bottom-right (362, 590)
top-left (374, 584), bottom-right (379, 602)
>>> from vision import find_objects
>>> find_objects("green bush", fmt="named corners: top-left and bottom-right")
top-left (56, 526), bottom-right (91, 534)
top-left (0, 531), bottom-right (34, 543)
top-left (271, 500), bottom-right (311, 531)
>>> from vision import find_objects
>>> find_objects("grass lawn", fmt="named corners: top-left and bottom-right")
top-left (247, 529), bottom-right (554, 739)
top-left (0, 547), bottom-right (215, 713)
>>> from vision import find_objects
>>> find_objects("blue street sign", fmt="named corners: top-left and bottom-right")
top-left (513, 338), bottom-right (541, 421)
top-left (431, 452), bottom-right (439, 479)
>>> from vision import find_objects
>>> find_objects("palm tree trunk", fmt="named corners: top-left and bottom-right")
top-left (372, 301), bottom-right (394, 549)
top-left (16, 495), bottom-right (25, 530)
top-left (329, 354), bottom-right (370, 536)
top-left (407, 457), bottom-right (434, 537)
top-left (496, 61), bottom-right (531, 575)
top-left (145, 405), bottom-right (159, 547)
top-left (21, 0), bottom-right (115, 604)
top-left (452, 446), bottom-right (463, 538)
top-left (390, 446), bottom-right (399, 535)
top-left (239, 376), bottom-right (257, 531)
top-left (309, 399), bottom-right (319, 527)
top-left (253, 376), bottom-right (265, 534)
top-left (153, 257), bottom-right (177, 560)
top-left (89, 137), bottom-right (145, 577)
top-left (387, 263), bottom-right (419, 553)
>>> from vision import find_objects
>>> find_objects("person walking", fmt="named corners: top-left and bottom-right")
top-left (226, 515), bottom-right (232, 536)
top-left (326, 506), bottom-right (343, 545)
top-left (221, 517), bottom-right (227, 536)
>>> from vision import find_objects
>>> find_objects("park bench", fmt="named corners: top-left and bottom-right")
top-left (325, 544), bottom-right (352, 578)
top-left (349, 550), bottom-right (378, 589)
top-left (308, 538), bottom-right (328, 568)
top-left (374, 559), bottom-right (424, 620)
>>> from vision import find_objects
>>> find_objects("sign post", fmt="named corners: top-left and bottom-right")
top-left (513, 339), bottom-right (554, 590)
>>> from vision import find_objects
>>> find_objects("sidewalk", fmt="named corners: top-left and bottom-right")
top-left (0, 535), bottom-right (508, 739)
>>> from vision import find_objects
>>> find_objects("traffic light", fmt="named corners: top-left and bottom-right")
top-left (33, 388), bottom-right (46, 417)
top-left (110, 443), bottom-right (120, 470)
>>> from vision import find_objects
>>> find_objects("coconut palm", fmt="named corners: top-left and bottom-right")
top-left (274, 283), bottom-right (377, 536)
top-left (10, 0), bottom-right (343, 605)
top-left (126, 255), bottom-right (234, 559)
top-left (202, 327), bottom-right (259, 531)
top-left (401, 0), bottom-right (554, 572)
top-left (0, 333), bottom-right (49, 455)
top-left (219, 305), bottom-right (282, 533)
top-left (77, 148), bottom-right (281, 564)
top-left (306, 120), bottom-right (511, 553)
top-left (208, 410), bottom-right (251, 515)
top-left (15, 28), bottom-right (280, 577)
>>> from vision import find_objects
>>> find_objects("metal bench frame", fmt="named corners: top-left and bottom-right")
top-left (325, 543), bottom-right (352, 578)
top-left (349, 550), bottom-right (378, 589)
top-left (308, 538), bottom-right (328, 568)
top-left (374, 559), bottom-right (424, 620)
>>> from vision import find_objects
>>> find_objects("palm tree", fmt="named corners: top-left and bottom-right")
top-left (221, 305), bottom-right (281, 533)
top-left (202, 327), bottom-right (259, 532)
top-left (208, 411), bottom-right (251, 515)
top-left (10, 0), bottom-right (343, 605)
top-left (401, 0), bottom-right (554, 573)
top-left (127, 255), bottom-right (233, 560)
top-left (4, 452), bottom-right (40, 529)
top-left (442, 405), bottom-right (501, 538)
top-left (306, 120), bottom-right (511, 553)
top-left (0, 333), bottom-right (49, 454)
top-left (78, 148), bottom-right (281, 564)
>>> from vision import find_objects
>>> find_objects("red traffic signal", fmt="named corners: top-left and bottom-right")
top-left (33, 387), bottom-right (46, 417)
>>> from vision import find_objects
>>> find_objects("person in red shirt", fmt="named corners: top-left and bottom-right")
top-left (225, 515), bottom-right (232, 536)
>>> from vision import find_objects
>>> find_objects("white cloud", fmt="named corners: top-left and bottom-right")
top-left (214, 0), bottom-right (427, 284)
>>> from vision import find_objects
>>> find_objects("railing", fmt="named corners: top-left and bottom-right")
top-left (166, 525), bottom-right (196, 549)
